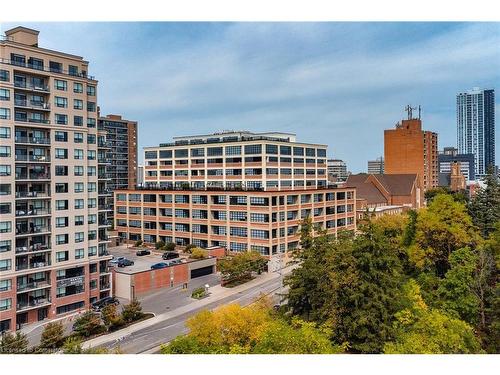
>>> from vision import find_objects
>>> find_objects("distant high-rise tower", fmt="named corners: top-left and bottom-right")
top-left (367, 157), bottom-right (384, 174)
top-left (457, 88), bottom-right (495, 177)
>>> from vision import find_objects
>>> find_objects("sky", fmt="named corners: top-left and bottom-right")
top-left (1, 22), bottom-right (499, 172)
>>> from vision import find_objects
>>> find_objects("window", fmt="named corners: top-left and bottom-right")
top-left (88, 198), bottom-right (96, 208)
top-left (55, 148), bottom-right (68, 159)
top-left (74, 132), bottom-right (84, 143)
top-left (56, 217), bottom-right (68, 228)
top-left (88, 182), bottom-right (96, 192)
top-left (56, 200), bottom-right (68, 210)
top-left (244, 144), bottom-right (262, 155)
top-left (87, 118), bottom-right (96, 128)
top-left (251, 229), bottom-right (269, 239)
top-left (230, 227), bottom-right (247, 237)
top-left (0, 298), bottom-right (12, 311)
top-left (0, 221), bottom-right (12, 233)
top-left (75, 248), bottom-right (84, 259)
top-left (280, 145), bottom-right (292, 155)
top-left (75, 232), bottom-right (84, 243)
top-left (74, 166), bottom-right (84, 176)
top-left (87, 134), bottom-right (96, 144)
top-left (207, 147), bottom-right (223, 156)
top-left (74, 182), bottom-right (84, 193)
top-left (0, 165), bottom-right (11, 176)
top-left (87, 85), bottom-right (96, 96)
top-left (73, 115), bottom-right (83, 126)
top-left (88, 214), bottom-right (96, 224)
top-left (0, 88), bottom-right (10, 101)
top-left (56, 251), bottom-right (69, 262)
top-left (0, 240), bottom-right (11, 253)
top-left (74, 149), bottom-right (84, 160)
top-left (87, 101), bottom-right (96, 112)
top-left (87, 150), bottom-right (96, 160)
top-left (265, 144), bottom-right (278, 154)
top-left (230, 242), bottom-right (247, 252)
top-left (0, 146), bottom-right (11, 157)
top-left (0, 108), bottom-right (10, 120)
top-left (73, 82), bottom-right (83, 93)
top-left (0, 127), bottom-right (10, 139)
top-left (74, 99), bottom-right (83, 110)
top-left (55, 131), bottom-right (68, 142)
top-left (0, 279), bottom-right (11, 292)
top-left (55, 114), bottom-right (68, 125)
top-left (75, 199), bottom-right (84, 209)
top-left (56, 234), bottom-right (69, 245)
top-left (0, 184), bottom-right (10, 196)
top-left (55, 96), bottom-right (68, 108)
top-left (49, 61), bottom-right (62, 73)
top-left (55, 165), bottom-right (68, 176)
top-left (55, 79), bottom-right (67, 91)
top-left (0, 70), bottom-right (9, 82)
top-left (68, 65), bottom-right (79, 76)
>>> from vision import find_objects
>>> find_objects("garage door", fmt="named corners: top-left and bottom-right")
top-left (191, 265), bottom-right (214, 279)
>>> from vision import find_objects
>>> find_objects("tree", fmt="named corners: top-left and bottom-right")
top-left (384, 280), bottom-right (481, 354)
top-left (218, 251), bottom-right (268, 285)
top-left (413, 193), bottom-right (479, 276)
top-left (184, 244), bottom-right (196, 253)
top-left (101, 304), bottom-right (124, 330)
top-left (134, 240), bottom-right (143, 247)
top-left (469, 167), bottom-right (500, 238)
top-left (62, 336), bottom-right (110, 354)
top-left (121, 298), bottom-right (144, 323)
top-left (0, 331), bottom-right (29, 354)
top-left (72, 311), bottom-right (104, 337)
top-left (285, 217), bottom-right (404, 353)
top-left (39, 321), bottom-right (65, 350)
top-left (155, 240), bottom-right (165, 250)
top-left (190, 247), bottom-right (208, 259)
top-left (162, 242), bottom-right (176, 252)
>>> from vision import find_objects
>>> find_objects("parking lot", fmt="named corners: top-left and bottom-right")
top-left (108, 245), bottom-right (188, 273)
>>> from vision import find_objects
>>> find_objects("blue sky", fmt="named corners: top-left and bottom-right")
top-left (1, 22), bottom-right (499, 172)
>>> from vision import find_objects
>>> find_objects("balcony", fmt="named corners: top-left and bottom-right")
top-left (14, 99), bottom-right (51, 111)
top-left (15, 172), bottom-right (50, 181)
top-left (15, 191), bottom-right (51, 199)
top-left (15, 225), bottom-right (50, 236)
top-left (0, 58), bottom-right (95, 80)
top-left (13, 81), bottom-right (50, 93)
top-left (15, 243), bottom-right (51, 254)
top-left (15, 136), bottom-right (50, 146)
top-left (99, 283), bottom-right (111, 291)
top-left (15, 208), bottom-right (51, 218)
top-left (15, 260), bottom-right (51, 271)
top-left (98, 204), bottom-right (112, 211)
top-left (15, 154), bottom-right (51, 163)
top-left (14, 115), bottom-right (50, 125)
top-left (16, 298), bottom-right (51, 312)
top-left (17, 280), bottom-right (51, 293)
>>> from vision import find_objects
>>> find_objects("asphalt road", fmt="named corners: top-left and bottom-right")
top-left (100, 275), bottom-right (285, 354)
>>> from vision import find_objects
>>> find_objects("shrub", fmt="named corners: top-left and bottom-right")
top-left (134, 240), bottom-right (143, 247)
top-left (39, 321), bottom-right (65, 350)
top-left (184, 244), bottom-right (196, 253)
top-left (191, 287), bottom-right (207, 299)
top-left (72, 311), bottom-right (104, 337)
top-left (162, 242), bottom-right (176, 252)
top-left (121, 298), bottom-right (144, 323)
top-left (190, 248), bottom-right (208, 259)
top-left (101, 304), bottom-right (125, 330)
top-left (155, 240), bottom-right (165, 250)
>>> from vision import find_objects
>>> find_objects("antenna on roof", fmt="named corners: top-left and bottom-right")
top-left (418, 105), bottom-right (421, 120)
top-left (405, 105), bottom-right (412, 120)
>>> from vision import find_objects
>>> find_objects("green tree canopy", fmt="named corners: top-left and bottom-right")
top-left (469, 168), bottom-right (500, 238)
top-left (0, 331), bottom-right (29, 354)
top-left (39, 321), bottom-right (65, 350)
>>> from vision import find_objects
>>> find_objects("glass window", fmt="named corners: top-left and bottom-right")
top-left (87, 85), bottom-right (96, 96)
top-left (0, 88), bottom-right (10, 101)
top-left (0, 108), bottom-right (11, 120)
top-left (54, 79), bottom-right (67, 91)
top-left (73, 82), bottom-right (83, 93)
top-left (0, 127), bottom-right (11, 139)
top-left (244, 144), bottom-right (262, 155)
top-left (0, 70), bottom-right (9, 82)
top-left (55, 114), bottom-right (68, 125)
top-left (54, 96), bottom-right (68, 108)
top-left (55, 148), bottom-right (68, 159)
top-left (73, 99), bottom-right (83, 110)
top-left (55, 131), bottom-right (68, 142)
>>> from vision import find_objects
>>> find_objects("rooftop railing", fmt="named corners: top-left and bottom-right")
top-left (0, 58), bottom-right (95, 80)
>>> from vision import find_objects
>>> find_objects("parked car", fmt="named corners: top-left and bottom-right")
top-left (109, 256), bottom-right (125, 266)
top-left (151, 262), bottom-right (168, 270)
top-left (91, 296), bottom-right (119, 311)
top-left (136, 249), bottom-right (151, 256)
top-left (166, 258), bottom-right (183, 266)
top-left (117, 258), bottom-right (134, 267)
top-left (162, 251), bottom-right (180, 260)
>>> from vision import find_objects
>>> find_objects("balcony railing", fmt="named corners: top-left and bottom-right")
top-left (15, 260), bottom-right (51, 271)
top-left (15, 136), bottom-right (50, 145)
top-left (14, 117), bottom-right (50, 125)
top-left (15, 226), bottom-right (50, 235)
top-left (16, 173), bottom-right (50, 180)
top-left (13, 81), bottom-right (50, 92)
top-left (99, 283), bottom-right (111, 291)
top-left (15, 191), bottom-right (50, 199)
top-left (15, 243), bottom-right (51, 254)
top-left (17, 280), bottom-right (50, 292)
top-left (14, 99), bottom-right (50, 110)
top-left (15, 208), bottom-right (51, 217)
top-left (0, 57), bottom-right (95, 80)
top-left (15, 154), bottom-right (50, 162)
top-left (16, 298), bottom-right (51, 311)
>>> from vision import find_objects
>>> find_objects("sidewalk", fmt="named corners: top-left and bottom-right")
top-left (82, 269), bottom-right (287, 349)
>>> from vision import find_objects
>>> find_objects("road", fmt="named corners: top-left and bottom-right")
top-left (98, 275), bottom-right (286, 354)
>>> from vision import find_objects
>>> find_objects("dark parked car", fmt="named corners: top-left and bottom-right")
top-left (117, 258), bottom-right (134, 267)
top-left (162, 251), bottom-right (180, 260)
top-left (151, 262), bottom-right (168, 270)
top-left (136, 249), bottom-right (151, 256)
top-left (91, 296), bottom-right (119, 312)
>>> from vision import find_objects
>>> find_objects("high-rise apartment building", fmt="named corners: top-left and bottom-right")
top-left (384, 116), bottom-right (438, 192)
top-left (438, 147), bottom-right (475, 183)
top-left (367, 157), bottom-right (384, 174)
top-left (0, 27), bottom-right (112, 332)
top-left (327, 159), bottom-right (349, 182)
top-left (98, 114), bottom-right (137, 191)
top-left (457, 88), bottom-right (495, 177)
top-left (115, 131), bottom-right (356, 259)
